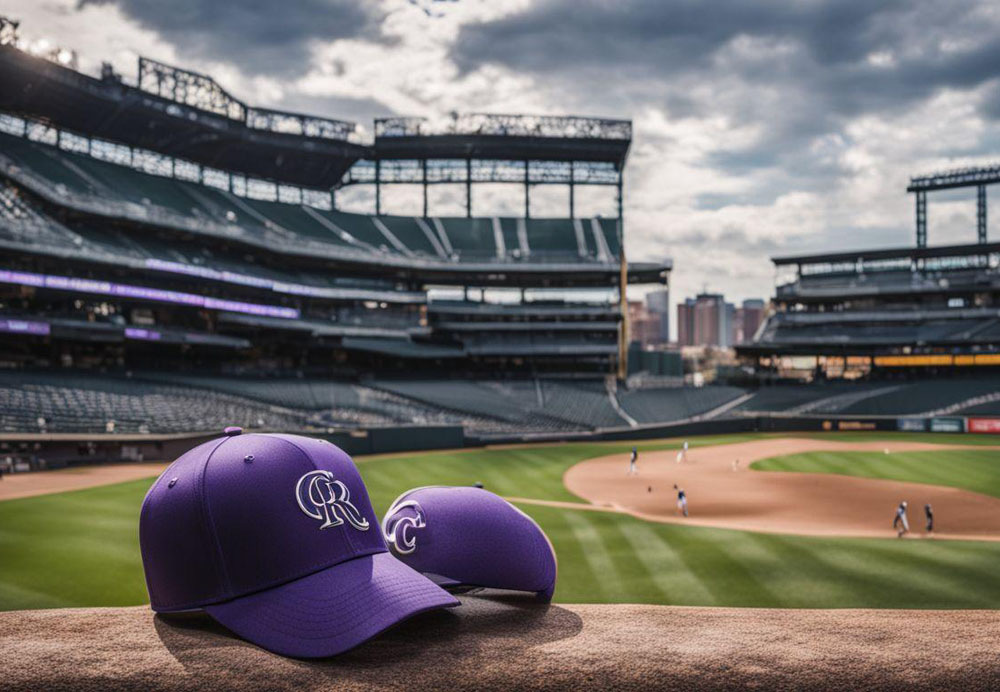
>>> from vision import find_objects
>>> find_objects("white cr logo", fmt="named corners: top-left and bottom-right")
top-left (295, 470), bottom-right (370, 531)
top-left (381, 500), bottom-right (426, 555)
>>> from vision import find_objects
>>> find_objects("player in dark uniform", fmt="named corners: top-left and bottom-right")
top-left (925, 503), bottom-right (934, 533)
top-left (673, 484), bottom-right (688, 517)
top-left (629, 446), bottom-right (638, 475)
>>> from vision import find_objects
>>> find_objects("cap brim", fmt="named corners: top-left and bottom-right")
top-left (204, 551), bottom-right (459, 658)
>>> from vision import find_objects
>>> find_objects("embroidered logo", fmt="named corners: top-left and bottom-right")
top-left (295, 470), bottom-right (370, 531)
top-left (382, 500), bottom-right (426, 555)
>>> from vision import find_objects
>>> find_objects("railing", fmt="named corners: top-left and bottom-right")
top-left (375, 113), bottom-right (631, 140)
top-left (909, 163), bottom-right (1000, 191)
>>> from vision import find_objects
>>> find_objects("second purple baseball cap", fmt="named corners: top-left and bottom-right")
top-left (381, 486), bottom-right (557, 601)
top-left (139, 429), bottom-right (458, 658)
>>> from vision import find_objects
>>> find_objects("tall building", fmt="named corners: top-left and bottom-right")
top-left (693, 293), bottom-right (731, 347)
top-left (628, 300), bottom-right (663, 348)
top-left (677, 297), bottom-right (696, 346)
top-left (733, 299), bottom-right (766, 344)
top-left (678, 293), bottom-right (763, 347)
top-left (645, 288), bottom-right (671, 344)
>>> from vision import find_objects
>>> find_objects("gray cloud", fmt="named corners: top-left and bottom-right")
top-left (77, 0), bottom-right (384, 76)
top-left (452, 0), bottom-right (1000, 206)
top-left (276, 92), bottom-right (395, 125)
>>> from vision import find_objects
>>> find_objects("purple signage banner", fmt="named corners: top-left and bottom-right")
top-left (0, 318), bottom-right (50, 336)
top-left (124, 327), bottom-right (163, 341)
top-left (0, 269), bottom-right (299, 319)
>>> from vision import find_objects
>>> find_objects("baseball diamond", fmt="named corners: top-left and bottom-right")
top-left (3, 432), bottom-right (1000, 686)
top-left (4, 3), bottom-right (1000, 687)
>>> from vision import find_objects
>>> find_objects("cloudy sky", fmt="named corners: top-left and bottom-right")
top-left (6, 0), bottom-right (1000, 325)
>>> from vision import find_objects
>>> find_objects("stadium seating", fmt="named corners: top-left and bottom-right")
top-left (841, 379), bottom-right (1000, 416)
top-left (0, 371), bottom-right (311, 434)
top-left (0, 132), bottom-right (624, 267)
top-left (524, 218), bottom-right (580, 256)
top-left (618, 386), bottom-right (747, 424)
top-left (439, 218), bottom-right (498, 259)
top-left (734, 383), bottom-right (877, 414)
top-left (0, 370), bottom-right (765, 437)
top-left (370, 379), bottom-right (580, 432)
top-left (7, 368), bottom-right (1000, 437)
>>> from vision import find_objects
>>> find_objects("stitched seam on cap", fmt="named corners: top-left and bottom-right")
top-left (199, 436), bottom-right (236, 598)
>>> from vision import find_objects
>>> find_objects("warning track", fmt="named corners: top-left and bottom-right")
top-left (0, 462), bottom-right (168, 502)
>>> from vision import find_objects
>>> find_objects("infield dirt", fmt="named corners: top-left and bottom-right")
top-left (0, 462), bottom-right (168, 502)
top-left (563, 438), bottom-right (1000, 540)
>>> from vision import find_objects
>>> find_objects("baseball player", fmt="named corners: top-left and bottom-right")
top-left (893, 501), bottom-right (909, 537)
top-left (628, 446), bottom-right (638, 475)
top-left (925, 503), bottom-right (934, 533)
top-left (676, 440), bottom-right (689, 464)
top-left (674, 484), bottom-right (688, 517)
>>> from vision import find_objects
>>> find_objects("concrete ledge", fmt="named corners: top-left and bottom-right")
top-left (2, 593), bottom-right (999, 690)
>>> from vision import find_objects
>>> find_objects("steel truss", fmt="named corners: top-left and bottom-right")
top-left (907, 163), bottom-right (1000, 247)
top-left (0, 16), bottom-right (17, 46)
top-left (137, 57), bottom-right (356, 141)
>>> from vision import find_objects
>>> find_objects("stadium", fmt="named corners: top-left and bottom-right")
top-left (2, 11), bottom-right (1000, 690)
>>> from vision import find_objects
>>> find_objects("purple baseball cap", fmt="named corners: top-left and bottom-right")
top-left (139, 429), bottom-right (458, 658)
top-left (381, 486), bottom-right (557, 602)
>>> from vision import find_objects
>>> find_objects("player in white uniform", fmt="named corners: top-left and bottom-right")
top-left (893, 501), bottom-right (909, 537)
top-left (628, 446), bottom-right (638, 475)
top-left (676, 440), bottom-right (689, 464)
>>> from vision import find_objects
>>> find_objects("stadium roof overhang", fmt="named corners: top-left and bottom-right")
top-left (394, 260), bottom-right (670, 288)
top-left (0, 47), bottom-right (366, 188)
top-left (771, 241), bottom-right (1000, 267)
top-left (372, 133), bottom-right (630, 167)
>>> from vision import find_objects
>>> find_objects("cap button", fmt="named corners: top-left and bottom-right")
top-left (224, 426), bottom-right (243, 436)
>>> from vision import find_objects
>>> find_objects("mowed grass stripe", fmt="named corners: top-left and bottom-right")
top-left (0, 477), bottom-right (153, 610)
top-left (522, 501), bottom-right (1000, 607)
top-left (511, 503), bottom-right (603, 600)
top-left (615, 520), bottom-right (716, 605)
top-left (560, 510), bottom-right (625, 601)
top-left (752, 449), bottom-right (1000, 499)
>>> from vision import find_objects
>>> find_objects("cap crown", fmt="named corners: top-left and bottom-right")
top-left (384, 486), bottom-right (556, 594)
top-left (140, 433), bottom-right (383, 611)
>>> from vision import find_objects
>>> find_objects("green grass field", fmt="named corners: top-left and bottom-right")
top-left (752, 448), bottom-right (1000, 498)
top-left (2, 432), bottom-right (1000, 612)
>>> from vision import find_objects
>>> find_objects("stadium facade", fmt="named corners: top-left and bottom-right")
top-left (7, 17), bottom-right (1000, 466)
top-left (0, 23), bottom-right (670, 380)
top-left (741, 232), bottom-right (1000, 380)
top-left (1, 19), bottom-right (773, 457)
